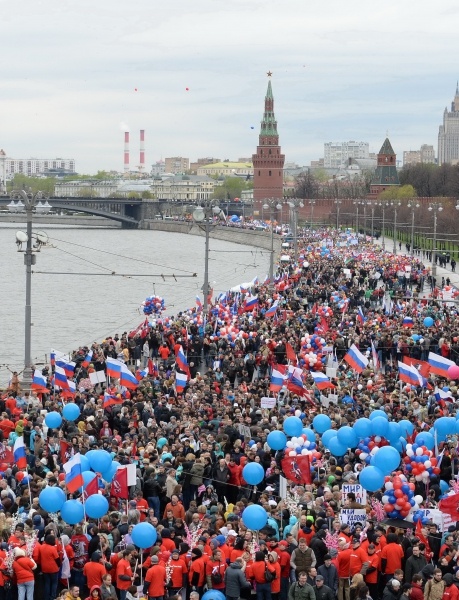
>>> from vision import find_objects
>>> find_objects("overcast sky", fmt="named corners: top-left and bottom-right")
top-left (1, 0), bottom-right (458, 174)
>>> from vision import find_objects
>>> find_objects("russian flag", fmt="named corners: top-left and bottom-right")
top-left (428, 352), bottom-right (455, 377)
top-left (287, 365), bottom-right (305, 395)
top-left (63, 453), bottom-right (84, 493)
top-left (402, 316), bottom-right (414, 328)
top-left (103, 392), bottom-right (123, 409)
top-left (54, 365), bottom-right (71, 390)
top-left (310, 371), bottom-right (334, 390)
top-left (357, 306), bottom-right (365, 325)
top-left (175, 346), bottom-right (190, 375)
top-left (344, 344), bottom-right (369, 374)
top-left (106, 357), bottom-right (122, 378)
top-left (175, 371), bottom-right (188, 393)
top-left (31, 369), bottom-right (48, 393)
top-left (398, 361), bottom-right (423, 387)
top-left (435, 387), bottom-right (453, 403)
top-left (270, 364), bottom-right (287, 392)
top-left (50, 351), bottom-right (55, 367)
top-left (61, 380), bottom-right (76, 399)
top-left (13, 437), bottom-right (27, 470)
top-left (243, 295), bottom-right (259, 312)
top-left (119, 363), bottom-right (139, 389)
top-left (136, 367), bottom-right (148, 381)
top-left (265, 300), bottom-right (279, 318)
top-left (81, 350), bottom-right (93, 369)
top-left (196, 296), bottom-right (202, 312)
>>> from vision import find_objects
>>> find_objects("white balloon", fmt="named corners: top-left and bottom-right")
top-left (367, 380), bottom-right (373, 386)
top-left (293, 444), bottom-right (300, 449)
top-left (370, 447), bottom-right (379, 456)
top-left (286, 441), bottom-right (294, 448)
top-left (405, 514), bottom-right (414, 522)
top-left (374, 436), bottom-right (382, 443)
top-left (291, 437), bottom-right (298, 444)
top-left (406, 449), bottom-right (414, 457)
top-left (382, 495), bottom-right (389, 504)
top-left (415, 475), bottom-right (422, 481)
top-left (301, 449), bottom-right (309, 455)
top-left (357, 384), bottom-right (363, 390)
top-left (304, 441), bottom-right (311, 448)
top-left (414, 495), bottom-right (423, 504)
top-left (422, 471), bottom-right (429, 479)
top-left (289, 451), bottom-right (296, 457)
top-left (416, 448), bottom-right (423, 456)
top-left (424, 461), bottom-right (432, 469)
top-left (385, 482), bottom-right (394, 490)
top-left (295, 410), bottom-right (301, 417)
top-left (406, 444), bottom-right (412, 450)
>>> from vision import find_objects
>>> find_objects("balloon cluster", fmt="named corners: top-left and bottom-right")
top-left (44, 403), bottom-right (81, 429)
top-left (142, 295), bottom-right (165, 315)
top-left (355, 435), bottom-right (390, 464)
top-left (266, 417), bottom-right (322, 466)
top-left (403, 442), bottom-right (440, 481)
top-left (299, 334), bottom-right (327, 368)
top-left (382, 475), bottom-right (417, 519)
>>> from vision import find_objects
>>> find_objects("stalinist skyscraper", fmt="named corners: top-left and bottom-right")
top-left (438, 83), bottom-right (459, 165)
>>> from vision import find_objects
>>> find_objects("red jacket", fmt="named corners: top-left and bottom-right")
top-left (411, 582), bottom-right (424, 600)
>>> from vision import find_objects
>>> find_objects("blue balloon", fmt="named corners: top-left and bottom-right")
top-left (337, 426), bottom-right (358, 448)
top-left (359, 466), bottom-right (385, 492)
top-left (313, 414), bottom-right (332, 434)
top-left (80, 454), bottom-right (90, 472)
top-left (415, 432), bottom-right (435, 450)
top-left (322, 430), bottom-right (337, 447)
top-left (424, 317), bottom-right (434, 327)
top-left (243, 463), bottom-right (264, 486)
top-left (386, 422), bottom-right (401, 443)
top-left (84, 494), bottom-right (109, 519)
top-left (399, 420), bottom-right (414, 436)
top-left (328, 436), bottom-right (348, 457)
top-left (369, 410), bottom-right (388, 421)
top-left (267, 431), bottom-right (287, 450)
top-left (371, 446), bottom-right (401, 475)
top-left (82, 471), bottom-right (96, 489)
top-left (39, 487), bottom-right (66, 513)
top-left (87, 450), bottom-right (112, 474)
top-left (283, 416), bottom-right (303, 437)
top-left (131, 522), bottom-right (157, 548)
top-left (62, 403), bottom-right (80, 421)
top-left (440, 480), bottom-right (450, 494)
top-left (302, 428), bottom-right (316, 442)
top-left (434, 417), bottom-right (457, 437)
top-left (241, 505), bottom-right (268, 531)
top-left (45, 411), bottom-right (62, 429)
top-left (353, 418), bottom-right (372, 439)
top-left (101, 461), bottom-right (120, 483)
top-left (201, 591), bottom-right (226, 600)
top-left (371, 417), bottom-right (389, 437)
top-left (61, 500), bottom-right (85, 525)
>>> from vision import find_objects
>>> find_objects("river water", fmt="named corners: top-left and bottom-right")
top-left (0, 225), bottom-right (269, 386)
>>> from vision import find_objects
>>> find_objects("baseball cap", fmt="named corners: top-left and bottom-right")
top-left (316, 575), bottom-right (324, 582)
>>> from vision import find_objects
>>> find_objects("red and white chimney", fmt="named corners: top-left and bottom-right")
top-left (140, 129), bottom-right (145, 172)
top-left (124, 131), bottom-right (130, 173)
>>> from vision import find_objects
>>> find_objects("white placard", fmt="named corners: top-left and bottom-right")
top-left (326, 367), bottom-right (337, 378)
top-left (323, 346), bottom-right (334, 354)
top-left (328, 393), bottom-right (339, 404)
top-left (340, 509), bottom-right (367, 526)
top-left (119, 463), bottom-right (137, 487)
top-left (417, 508), bottom-right (444, 531)
top-left (89, 370), bottom-right (106, 385)
top-left (341, 484), bottom-right (367, 505)
top-left (261, 397), bottom-right (277, 409)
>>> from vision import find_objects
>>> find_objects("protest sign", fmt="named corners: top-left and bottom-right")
top-left (340, 509), bottom-right (366, 527)
top-left (341, 484), bottom-right (367, 505)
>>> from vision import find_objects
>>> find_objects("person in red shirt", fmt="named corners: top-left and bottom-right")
top-left (247, 551), bottom-right (276, 598)
top-left (381, 533), bottom-right (404, 582)
top-left (12, 547), bottom-right (36, 600)
top-left (168, 548), bottom-right (188, 595)
top-left (205, 549), bottom-right (227, 593)
top-left (268, 551), bottom-right (281, 599)
top-left (39, 534), bottom-right (61, 600)
top-left (116, 549), bottom-right (134, 600)
top-left (84, 585), bottom-right (102, 600)
top-left (277, 541), bottom-right (291, 599)
top-left (349, 537), bottom-right (367, 577)
top-left (163, 495), bottom-right (186, 520)
top-left (188, 548), bottom-right (206, 596)
top-left (134, 492), bottom-right (149, 522)
top-left (338, 538), bottom-right (352, 600)
top-left (143, 556), bottom-right (167, 599)
top-left (83, 552), bottom-right (106, 590)
top-left (364, 543), bottom-right (380, 600)
top-left (0, 414), bottom-right (15, 438)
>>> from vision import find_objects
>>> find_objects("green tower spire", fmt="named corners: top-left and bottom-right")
top-left (259, 79), bottom-right (278, 138)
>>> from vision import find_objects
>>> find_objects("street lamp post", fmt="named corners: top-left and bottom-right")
top-left (287, 198), bottom-right (304, 261)
top-left (392, 201), bottom-right (401, 254)
top-left (353, 201), bottom-right (360, 233)
top-left (192, 200), bottom-right (224, 314)
top-left (428, 202), bottom-right (443, 278)
top-left (10, 189), bottom-right (50, 388)
top-left (407, 201), bottom-right (420, 256)
top-left (335, 199), bottom-right (342, 230)
top-left (263, 199), bottom-right (283, 280)
top-left (309, 200), bottom-right (316, 229)
top-left (368, 201), bottom-right (375, 239)
top-left (379, 201), bottom-right (390, 250)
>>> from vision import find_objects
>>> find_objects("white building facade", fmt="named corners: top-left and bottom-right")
top-left (324, 141), bottom-right (369, 168)
top-left (5, 157), bottom-right (75, 177)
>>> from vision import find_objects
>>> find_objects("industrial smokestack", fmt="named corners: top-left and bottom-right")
top-left (124, 131), bottom-right (130, 173)
top-left (140, 129), bottom-right (145, 172)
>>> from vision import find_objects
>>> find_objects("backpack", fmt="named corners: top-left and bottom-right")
top-left (211, 564), bottom-right (223, 585)
top-left (264, 567), bottom-right (276, 583)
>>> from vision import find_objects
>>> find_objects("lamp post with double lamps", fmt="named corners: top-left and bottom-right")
top-left (309, 199), bottom-right (316, 229)
top-left (287, 198), bottom-right (304, 261)
top-left (428, 201), bottom-right (443, 278)
top-left (263, 199), bottom-right (282, 281)
top-left (334, 199), bottom-right (342, 230)
top-left (392, 201), bottom-right (401, 254)
top-left (9, 189), bottom-right (51, 388)
top-left (368, 201), bottom-right (376, 239)
top-left (407, 201), bottom-right (420, 256)
top-left (378, 200), bottom-right (391, 250)
top-left (192, 200), bottom-right (225, 315)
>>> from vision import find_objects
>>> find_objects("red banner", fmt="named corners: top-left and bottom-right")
top-left (281, 455), bottom-right (311, 485)
top-left (0, 444), bottom-right (14, 465)
top-left (81, 477), bottom-right (99, 502)
top-left (285, 342), bottom-right (298, 366)
top-left (60, 440), bottom-right (73, 464)
top-left (439, 493), bottom-right (459, 520)
top-left (111, 468), bottom-right (128, 499)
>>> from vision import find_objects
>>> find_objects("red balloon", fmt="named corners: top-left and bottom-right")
top-left (394, 489), bottom-right (404, 498)
top-left (15, 472), bottom-right (24, 481)
top-left (409, 483), bottom-right (415, 490)
top-left (430, 458), bottom-right (437, 466)
top-left (403, 456), bottom-right (411, 464)
top-left (433, 468), bottom-right (440, 474)
top-left (0, 463), bottom-right (8, 471)
top-left (384, 504), bottom-right (394, 513)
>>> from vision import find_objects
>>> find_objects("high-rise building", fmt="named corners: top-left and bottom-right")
top-left (403, 144), bottom-right (435, 166)
top-left (368, 137), bottom-right (399, 198)
top-left (323, 141), bottom-right (369, 168)
top-left (438, 84), bottom-right (459, 165)
top-left (4, 157), bottom-right (75, 177)
top-left (252, 77), bottom-right (285, 202)
top-left (164, 157), bottom-right (189, 174)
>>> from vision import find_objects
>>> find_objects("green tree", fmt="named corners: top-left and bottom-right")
top-left (9, 174), bottom-right (55, 195)
top-left (212, 177), bottom-right (246, 200)
top-left (141, 190), bottom-right (154, 199)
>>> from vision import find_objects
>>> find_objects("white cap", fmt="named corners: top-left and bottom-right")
top-left (227, 530), bottom-right (237, 537)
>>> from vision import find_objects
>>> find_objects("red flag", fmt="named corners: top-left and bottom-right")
top-left (81, 477), bottom-right (99, 502)
top-left (281, 455), bottom-right (311, 485)
top-left (415, 519), bottom-right (433, 561)
top-left (0, 443), bottom-right (14, 465)
top-left (319, 316), bottom-right (329, 333)
top-left (128, 319), bottom-right (150, 339)
top-left (285, 342), bottom-right (298, 366)
top-left (60, 440), bottom-right (73, 464)
top-left (147, 358), bottom-right (157, 377)
top-left (403, 356), bottom-right (431, 378)
top-left (111, 468), bottom-right (128, 499)
top-left (439, 493), bottom-right (459, 521)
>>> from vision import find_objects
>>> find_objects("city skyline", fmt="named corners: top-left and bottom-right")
top-left (1, 0), bottom-right (458, 174)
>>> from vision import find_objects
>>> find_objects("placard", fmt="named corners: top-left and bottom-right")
top-left (340, 509), bottom-right (366, 526)
top-left (341, 484), bottom-right (367, 505)
top-left (89, 370), bottom-right (106, 385)
top-left (261, 397), bottom-right (277, 409)
top-left (326, 367), bottom-right (337, 378)
top-left (417, 508), bottom-right (444, 531)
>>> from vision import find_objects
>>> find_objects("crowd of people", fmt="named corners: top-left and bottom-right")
top-left (2, 228), bottom-right (459, 600)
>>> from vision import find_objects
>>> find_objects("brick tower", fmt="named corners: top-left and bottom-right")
top-left (369, 137), bottom-right (400, 197)
top-left (252, 77), bottom-right (285, 203)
